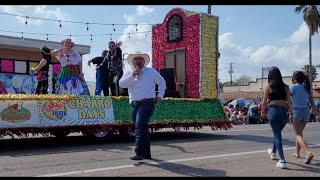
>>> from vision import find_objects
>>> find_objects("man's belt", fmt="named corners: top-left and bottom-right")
top-left (132, 98), bottom-right (155, 106)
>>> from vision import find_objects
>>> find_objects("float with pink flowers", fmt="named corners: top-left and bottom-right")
top-left (0, 8), bottom-right (229, 141)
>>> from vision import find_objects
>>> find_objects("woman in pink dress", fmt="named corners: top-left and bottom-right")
top-left (50, 38), bottom-right (89, 95)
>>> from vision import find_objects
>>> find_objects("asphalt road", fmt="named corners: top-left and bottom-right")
top-left (0, 123), bottom-right (319, 177)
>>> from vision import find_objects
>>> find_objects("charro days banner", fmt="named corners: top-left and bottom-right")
top-left (38, 96), bottom-right (115, 126)
top-left (0, 96), bottom-right (115, 128)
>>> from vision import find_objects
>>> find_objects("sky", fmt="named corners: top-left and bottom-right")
top-left (0, 5), bottom-right (320, 83)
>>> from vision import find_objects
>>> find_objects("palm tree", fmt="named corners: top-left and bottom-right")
top-left (302, 64), bottom-right (318, 81)
top-left (295, 5), bottom-right (320, 94)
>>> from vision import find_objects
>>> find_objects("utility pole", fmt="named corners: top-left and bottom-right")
top-left (228, 63), bottom-right (234, 86)
top-left (208, 5), bottom-right (211, 14)
top-left (261, 67), bottom-right (264, 101)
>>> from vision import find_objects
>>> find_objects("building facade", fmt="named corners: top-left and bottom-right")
top-left (221, 76), bottom-right (320, 101)
top-left (0, 35), bottom-right (90, 94)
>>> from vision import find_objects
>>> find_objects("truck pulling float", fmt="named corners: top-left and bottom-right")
top-left (0, 8), bottom-right (230, 141)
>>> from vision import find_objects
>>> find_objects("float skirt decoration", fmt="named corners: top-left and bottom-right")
top-left (0, 95), bottom-right (230, 131)
top-left (112, 96), bottom-right (230, 131)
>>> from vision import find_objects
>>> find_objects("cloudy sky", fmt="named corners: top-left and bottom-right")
top-left (0, 5), bottom-right (320, 83)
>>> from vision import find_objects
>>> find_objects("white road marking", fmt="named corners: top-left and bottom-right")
top-left (216, 128), bottom-right (271, 132)
top-left (37, 143), bottom-right (320, 177)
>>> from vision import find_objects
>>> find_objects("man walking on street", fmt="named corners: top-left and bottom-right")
top-left (119, 52), bottom-right (166, 160)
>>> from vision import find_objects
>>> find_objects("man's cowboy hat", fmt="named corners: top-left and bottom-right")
top-left (127, 52), bottom-right (150, 67)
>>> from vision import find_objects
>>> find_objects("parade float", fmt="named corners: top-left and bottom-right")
top-left (0, 8), bottom-right (229, 141)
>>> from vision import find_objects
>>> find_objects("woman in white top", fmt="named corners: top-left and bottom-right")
top-left (50, 38), bottom-right (89, 95)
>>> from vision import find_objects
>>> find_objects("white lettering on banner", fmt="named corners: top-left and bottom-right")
top-left (39, 97), bottom-right (115, 127)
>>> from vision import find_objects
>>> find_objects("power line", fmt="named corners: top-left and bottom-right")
top-left (0, 11), bottom-right (217, 40)
top-left (0, 22), bottom-right (207, 39)
top-left (0, 22), bottom-right (216, 43)
top-left (0, 29), bottom-right (152, 42)
top-left (0, 11), bottom-right (154, 28)
top-left (0, 29), bottom-right (151, 37)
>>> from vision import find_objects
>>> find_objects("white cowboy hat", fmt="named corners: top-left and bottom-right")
top-left (127, 52), bottom-right (150, 67)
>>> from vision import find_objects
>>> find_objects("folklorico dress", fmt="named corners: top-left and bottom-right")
top-left (54, 50), bottom-right (90, 95)
top-left (35, 58), bottom-right (51, 94)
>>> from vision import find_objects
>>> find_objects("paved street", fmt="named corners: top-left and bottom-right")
top-left (0, 123), bottom-right (319, 176)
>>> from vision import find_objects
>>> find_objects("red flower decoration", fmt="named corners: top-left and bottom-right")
top-left (152, 9), bottom-right (200, 98)
top-left (53, 64), bottom-right (61, 75)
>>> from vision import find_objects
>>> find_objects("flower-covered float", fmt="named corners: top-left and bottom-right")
top-left (0, 8), bottom-right (229, 141)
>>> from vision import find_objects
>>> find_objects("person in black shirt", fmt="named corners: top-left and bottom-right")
top-left (88, 50), bottom-right (109, 96)
top-left (107, 41), bottom-right (124, 96)
top-left (31, 46), bottom-right (52, 94)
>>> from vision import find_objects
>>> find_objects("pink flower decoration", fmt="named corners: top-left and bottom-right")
top-left (72, 53), bottom-right (76, 58)
top-left (152, 9), bottom-right (200, 98)
top-left (1, 59), bottom-right (14, 73)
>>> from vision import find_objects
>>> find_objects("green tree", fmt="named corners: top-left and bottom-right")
top-left (302, 65), bottom-right (318, 81)
top-left (222, 81), bottom-right (239, 87)
top-left (234, 75), bottom-right (252, 85)
top-left (295, 5), bottom-right (320, 93)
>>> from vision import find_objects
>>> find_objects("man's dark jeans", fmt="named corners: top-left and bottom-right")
top-left (109, 70), bottom-right (123, 96)
top-left (95, 69), bottom-right (110, 96)
top-left (268, 105), bottom-right (288, 161)
top-left (131, 100), bottom-right (155, 157)
top-left (95, 69), bottom-right (102, 95)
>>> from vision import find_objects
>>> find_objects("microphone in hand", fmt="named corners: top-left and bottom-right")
top-left (134, 63), bottom-right (141, 79)
top-left (137, 62), bottom-right (141, 68)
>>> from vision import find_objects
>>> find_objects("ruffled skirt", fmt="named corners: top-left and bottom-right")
top-left (55, 65), bottom-right (90, 95)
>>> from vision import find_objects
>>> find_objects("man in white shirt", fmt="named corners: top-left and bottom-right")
top-left (119, 53), bottom-right (166, 160)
